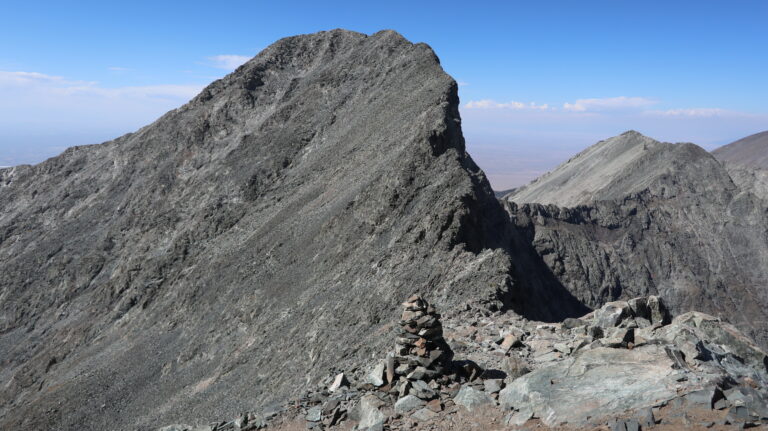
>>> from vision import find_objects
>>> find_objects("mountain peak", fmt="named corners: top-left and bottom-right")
top-left (712, 130), bottom-right (768, 169)
top-left (507, 132), bottom-right (729, 207)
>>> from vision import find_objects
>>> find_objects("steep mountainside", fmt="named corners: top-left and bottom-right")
top-left (713, 131), bottom-right (768, 201)
top-left (713, 130), bottom-right (768, 169)
top-left (0, 30), bottom-right (585, 431)
top-left (505, 131), bottom-right (768, 348)
top-left (509, 131), bottom-right (735, 207)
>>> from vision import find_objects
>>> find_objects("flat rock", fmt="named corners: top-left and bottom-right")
top-left (411, 407), bottom-right (438, 421)
top-left (499, 345), bottom-right (690, 426)
top-left (305, 406), bottom-right (322, 422)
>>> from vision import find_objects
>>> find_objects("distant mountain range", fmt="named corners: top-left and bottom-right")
top-left (505, 130), bottom-right (768, 350)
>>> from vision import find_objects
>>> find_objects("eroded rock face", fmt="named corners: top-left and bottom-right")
top-left (505, 131), bottom-right (768, 348)
top-left (0, 29), bottom-right (552, 431)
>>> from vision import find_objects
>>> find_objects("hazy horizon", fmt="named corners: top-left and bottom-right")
top-left (2, 1), bottom-right (767, 190)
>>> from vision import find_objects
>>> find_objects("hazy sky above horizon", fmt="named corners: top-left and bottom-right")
top-left (2, 1), bottom-right (767, 189)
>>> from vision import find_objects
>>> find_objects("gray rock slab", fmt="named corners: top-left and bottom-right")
top-left (483, 378), bottom-right (504, 394)
top-left (411, 407), bottom-right (438, 421)
top-left (367, 361), bottom-right (386, 387)
top-left (505, 407), bottom-right (533, 426)
top-left (454, 385), bottom-right (495, 412)
top-left (498, 345), bottom-right (689, 426)
top-left (356, 394), bottom-right (386, 429)
top-left (305, 406), bottom-right (322, 422)
top-left (394, 395), bottom-right (425, 414)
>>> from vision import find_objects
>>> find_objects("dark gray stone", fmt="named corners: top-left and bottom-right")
top-left (685, 388), bottom-right (723, 409)
top-left (305, 407), bottom-right (322, 422)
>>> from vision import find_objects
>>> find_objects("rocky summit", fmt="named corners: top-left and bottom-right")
top-left (1, 29), bottom-right (767, 431)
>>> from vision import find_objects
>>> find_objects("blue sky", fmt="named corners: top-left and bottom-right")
top-left (2, 1), bottom-right (767, 188)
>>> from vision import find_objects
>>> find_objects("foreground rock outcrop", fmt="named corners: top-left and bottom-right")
top-left (505, 131), bottom-right (768, 349)
top-left (163, 296), bottom-right (767, 430)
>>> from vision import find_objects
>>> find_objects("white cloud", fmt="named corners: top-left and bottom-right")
top-left (0, 70), bottom-right (202, 101)
top-left (562, 96), bottom-right (657, 112)
top-left (465, 99), bottom-right (549, 110)
top-left (646, 108), bottom-right (731, 117)
top-left (108, 66), bottom-right (130, 71)
top-left (207, 54), bottom-right (251, 70)
top-left (0, 70), bottom-right (90, 86)
top-left (457, 81), bottom-right (469, 87)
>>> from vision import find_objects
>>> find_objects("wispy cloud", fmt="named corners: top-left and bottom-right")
top-left (0, 70), bottom-right (202, 100)
top-left (108, 66), bottom-right (131, 71)
top-left (645, 108), bottom-right (733, 117)
top-left (0, 70), bottom-right (92, 86)
top-left (207, 54), bottom-right (251, 70)
top-left (562, 96), bottom-right (657, 112)
top-left (465, 99), bottom-right (549, 110)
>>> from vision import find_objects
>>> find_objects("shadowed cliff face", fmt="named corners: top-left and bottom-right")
top-left (0, 30), bottom-right (585, 430)
top-left (506, 131), bottom-right (768, 349)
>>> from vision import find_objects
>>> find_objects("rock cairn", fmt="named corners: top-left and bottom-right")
top-left (388, 295), bottom-right (452, 396)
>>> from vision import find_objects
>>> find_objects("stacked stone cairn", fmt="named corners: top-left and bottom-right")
top-left (387, 295), bottom-right (453, 398)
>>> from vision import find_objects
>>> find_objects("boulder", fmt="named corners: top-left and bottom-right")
top-left (394, 395), bottom-right (425, 414)
top-left (454, 385), bottom-right (495, 412)
top-left (355, 394), bottom-right (386, 429)
top-left (593, 301), bottom-right (632, 328)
